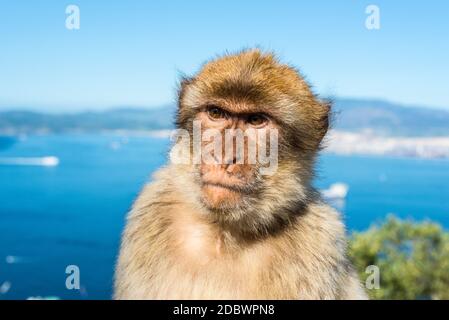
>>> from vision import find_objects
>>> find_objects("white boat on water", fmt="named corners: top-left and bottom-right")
top-left (321, 183), bottom-right (349, 200)
top-left (0, 156), bottom-right (59, 167)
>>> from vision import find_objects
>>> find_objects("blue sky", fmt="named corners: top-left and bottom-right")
top-left (0, 0), bottom-right (448, 111)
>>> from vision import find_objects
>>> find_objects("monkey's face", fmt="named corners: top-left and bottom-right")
top-left (175, 50), bottom-right (330, 233)
top-left (196, 105), bottom-right (278, 210)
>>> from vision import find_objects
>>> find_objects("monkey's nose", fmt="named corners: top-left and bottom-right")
top-left (222, 141), bottom-right (244, 164)
top-left (223, 153), bottom-right (237, 165)
top-left (223, 153), bottom-right (249, 176)
top-left (222, 155), bottom-right (236, 172)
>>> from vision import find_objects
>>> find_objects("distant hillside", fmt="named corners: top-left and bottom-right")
top-left (0, 99), bottom-right (448, 136)
top-left (333, 99), bottom-right (449, 136)
top-left (0, 106), bottom-right (175, 134)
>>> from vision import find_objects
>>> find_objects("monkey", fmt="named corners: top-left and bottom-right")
top-left (114, 49), bottom-right (367, 300)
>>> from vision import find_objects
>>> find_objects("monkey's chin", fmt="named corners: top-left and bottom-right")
top-left (201, 184), bottom-right (244, 211)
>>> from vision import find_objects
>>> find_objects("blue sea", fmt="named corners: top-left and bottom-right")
top-left (0, 134), bottom-right (448, 300)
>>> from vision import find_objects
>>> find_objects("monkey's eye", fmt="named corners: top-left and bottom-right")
top-left (247, 114), bottom-right (268, 127)
top-left (206, 106), bottom-right (227, 120)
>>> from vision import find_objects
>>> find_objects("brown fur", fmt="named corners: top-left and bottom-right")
top-left (114, 49), bottom-right (367, 299)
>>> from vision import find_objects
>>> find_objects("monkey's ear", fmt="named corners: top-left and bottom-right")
top-left (176, 77), bottom-right (195, 129)
top-left (177, 77), bottom-right (194, 109)
top-left (316, 100), bottom-right (332, 144)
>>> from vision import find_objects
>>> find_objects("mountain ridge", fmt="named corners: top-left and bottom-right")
top-left (0, 98), bottom-right (448, 136)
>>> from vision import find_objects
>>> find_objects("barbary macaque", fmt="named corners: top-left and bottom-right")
top-left (114, 49), bottom-right (367, 299)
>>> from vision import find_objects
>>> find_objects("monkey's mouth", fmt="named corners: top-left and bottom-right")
top-left (202, 181), bottom-right (248, 194)
top-left (200, 181), bottom-right (250, 210)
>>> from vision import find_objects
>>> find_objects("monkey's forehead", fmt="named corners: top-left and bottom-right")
top-left (181, 51), bottom-right (321, 124)
top-left (196, 50), bottom-right (311, 98)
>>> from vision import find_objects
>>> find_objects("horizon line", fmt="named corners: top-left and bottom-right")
top-left (0, 96), bottom-right (448, 114)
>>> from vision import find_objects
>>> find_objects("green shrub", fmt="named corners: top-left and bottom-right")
top-left (348, 215), bottom-right (449, 299)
